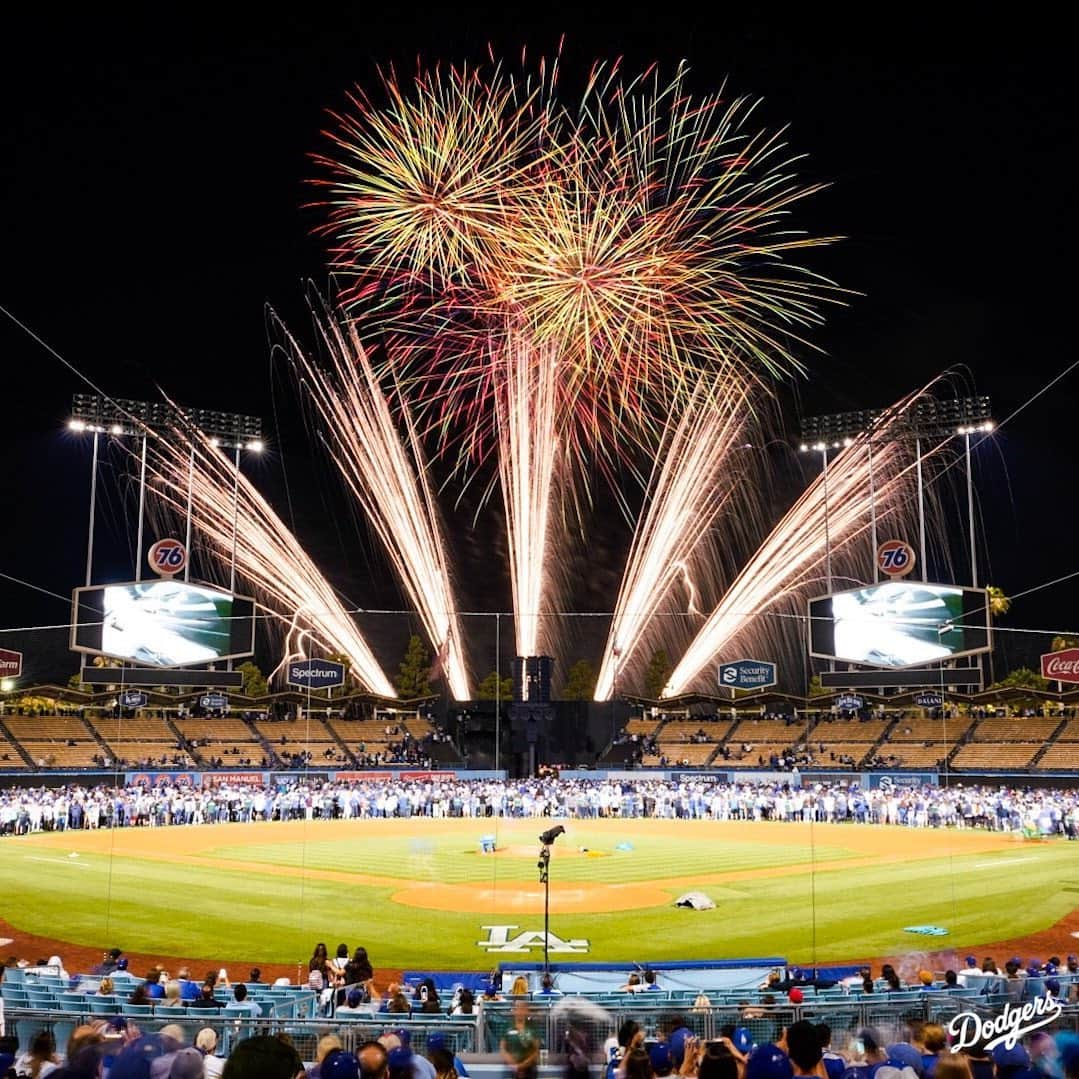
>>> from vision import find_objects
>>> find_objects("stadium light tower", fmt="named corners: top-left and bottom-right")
top-left (68, 394), bottom-right (263, 589)
top-left (799, 395), bottom-right (992, 587)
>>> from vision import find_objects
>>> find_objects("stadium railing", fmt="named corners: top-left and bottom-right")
top-left (4, 988), bottom-right (1079, 1060)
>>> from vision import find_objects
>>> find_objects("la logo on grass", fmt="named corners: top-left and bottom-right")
top-left (477, 925), bottom-right (589, 953)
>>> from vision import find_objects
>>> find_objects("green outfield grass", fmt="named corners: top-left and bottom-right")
top-left (2, 818), bottom-right (1075, 970)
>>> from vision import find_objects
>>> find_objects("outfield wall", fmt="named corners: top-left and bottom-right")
top-left (559, 769), bottom-right (941, 787)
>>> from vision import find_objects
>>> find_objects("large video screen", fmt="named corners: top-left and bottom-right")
top-left (808, 582), bottom-right (991, 669)
top-left (71, 580), bottom-right (254, 667)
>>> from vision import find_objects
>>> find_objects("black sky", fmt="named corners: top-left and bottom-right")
top-left (1, 9), bottom-right (1077, 685)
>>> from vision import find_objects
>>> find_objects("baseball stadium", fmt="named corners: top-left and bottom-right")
top-left (2, 15), bottom-right (1079, 1079)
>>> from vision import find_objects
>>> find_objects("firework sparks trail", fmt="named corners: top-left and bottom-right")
top-left (493, 332), bottom-right (561, 657)
top-left (662, 390), bottom-right (945, 698)
top-left (147, 429), bottom-right (396, 698)
top-left (275, 306), bottom-right (472, 701)
top-left (593, 380), bottom-right (752, 700)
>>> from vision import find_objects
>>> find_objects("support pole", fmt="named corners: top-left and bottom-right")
top-left (184, 444), bottom-right (195, 582)
top-left (85, 432), bottom-right (100, 588)
top-left (965, 432), bottom-right (977, 587)
top-left (965, 431), bottom-right (984, 692)
top-left (868, 441), bottom-right (878, 582)
top-left (494, 612), bottom-right (501, 773)
top-left (134, 434), bottom-right (148, 582)
top-left (539, 844), bottom-right (551, 975)
top-left (229, 446), bottom-right (241, 595)
top-left (916, 437), bottom-right (927, 581)
top-left (228, 445), bottom-right (241, 673)
top-left (821, 448), bottom-right (832, 593)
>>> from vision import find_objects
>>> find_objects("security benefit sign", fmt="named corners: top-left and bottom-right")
top-left (477, 925), bottom-right (589, 954)
top-left (718, 658), bottom-right (777, 691)
top-left (287, 659), bottom-right (346, 691)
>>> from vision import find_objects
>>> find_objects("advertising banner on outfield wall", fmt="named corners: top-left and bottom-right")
top-left (271, 771), bottom-right (331, 787)
top-left (201, 771), bottom-right (268, 788)
top-left (127, 771), bottom-right (202, 787)
top-left (670, 771), bottom-right (726, 784)
top-left (867, 771), bottom-right (938, 789)
top-left (731, 770), bottom-right (803, 787)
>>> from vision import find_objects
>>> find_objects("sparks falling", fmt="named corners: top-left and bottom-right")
top-left (147, 428), bottom-right (396, 698)
top-left (494, 332), bottom-right (562, 658)
top-left (663, 388), bottom-right (944, 698)
top-left (593, 379), bottom-right (752, 701)
top-left (274, 304), bottom-right (472, 701)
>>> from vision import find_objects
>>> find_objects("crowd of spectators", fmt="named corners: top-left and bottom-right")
top-left (1, 777), bottom-right (1077, 836)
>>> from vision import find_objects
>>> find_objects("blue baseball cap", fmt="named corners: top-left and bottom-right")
top-left (388, 1048), bottom-right (413, 1072)
top-left (649, 1043), bottom-right (673, 1074)
top-left (107, 1035), bottom-right (165, 1079)
top-left (746, 1044), bottom-right (794, 1079)
top-left (993, 1044), bottom-right (1030, 1069)
top-left (886, 1044), bottom-right (924, 1076)
top-left (323, 1051), bottom-right (361, 1079)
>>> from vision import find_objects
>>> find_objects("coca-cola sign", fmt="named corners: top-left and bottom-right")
top-left (1041, 648), bottom-right (1079, 684)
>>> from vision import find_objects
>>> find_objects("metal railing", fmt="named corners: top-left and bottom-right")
top-left (5, 995), bottom-right (1079, 1060)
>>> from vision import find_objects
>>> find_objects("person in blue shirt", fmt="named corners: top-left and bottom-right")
top-left (226, 982), bottom-right (263, 1018)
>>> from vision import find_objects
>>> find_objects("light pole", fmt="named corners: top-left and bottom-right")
top-left (611, 646), bottom-right (622, 744)
top-left (538, 825), bottom-right (565, 975)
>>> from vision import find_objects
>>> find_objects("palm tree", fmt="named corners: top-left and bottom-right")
top-left (985, 585), bottom-right (1011, 686)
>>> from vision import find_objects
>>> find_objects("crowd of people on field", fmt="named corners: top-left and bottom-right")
top-left (1, 777), bottom-right (1079, 836)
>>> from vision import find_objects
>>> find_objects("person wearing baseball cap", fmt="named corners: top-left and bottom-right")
top-left (323, 1051), bottom-right (362, 1079)
top-left (427, 1033), bottom-right (469, 1078)
top-left (745, 1044), bottom-right (794, 1079)
top-left (993, 1042), bottom-right (1035, 1079)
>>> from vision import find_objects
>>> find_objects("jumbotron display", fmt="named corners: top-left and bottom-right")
top-left (808, 582), bottom-right (991, 668)
top-left (71, 580), bottom-right (255, 667)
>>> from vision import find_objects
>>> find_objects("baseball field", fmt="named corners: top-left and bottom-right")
top-left (3, 818), bottom-right (1077, 973)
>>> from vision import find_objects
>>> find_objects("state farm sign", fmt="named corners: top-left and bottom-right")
top-left (0, 648), bottom-right (22, 678)
top-left (1041, 648), bottom-right (1079, 684)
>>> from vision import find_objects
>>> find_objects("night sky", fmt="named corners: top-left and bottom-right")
top-left (1, 9), bottom-right (1076, 688)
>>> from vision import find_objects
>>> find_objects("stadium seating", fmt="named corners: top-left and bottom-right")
top-left (623, 716), bottom-right (662, 737)
top-left (950, 743), bottom-right (1042, 769)
top-left (1054, 717), bottom-right (1079, 741)
top-left (0, 728), bottom-right (28, 767)
top-left (328, 718), bottom-right (394, 757)
top-left (970, 715), bottom-right (1061, 741)
top-left (1034, 743), bottom-right (1079, 769)
top-left (4, 715), bottom-right (101, 768)
top-left (658, 718), bottom-right (734, 742)
top-left (728, 717), bottom-right (808, 743)
top-left (874, 742), bottom-right (950, 768)
top-left (810, 717), bottom-right (890, 742)
top-left (255, 717), bottom-right (351, 765)
top-left (727, 742), bottom-right (797, 767)
top-left (886, 716), bottom-right (972, 741)
top-left (657, 742), bottom-right (719, 766)
top-left (809, 742), bottom-right (872, 768)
